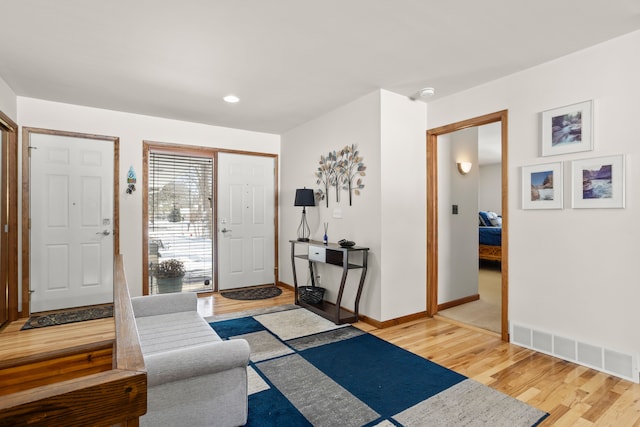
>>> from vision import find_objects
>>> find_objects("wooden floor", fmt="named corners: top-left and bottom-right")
top-left (0, 317), bottom-right (114, 362)
top-left (4, 286), bottom-right (639, 426)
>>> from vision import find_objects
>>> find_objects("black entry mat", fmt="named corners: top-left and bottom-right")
top-left (220, 286), bottom-right (282, 301)
top-left (21, 304), bottom-right (114, 330)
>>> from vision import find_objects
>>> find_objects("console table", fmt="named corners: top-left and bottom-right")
top-left (290, 239), bottom-right (369, 324)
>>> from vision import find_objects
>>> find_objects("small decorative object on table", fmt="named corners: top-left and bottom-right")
top-left (323, 222), bottom-right (328, 245)
top-left (338, 239), bottom-right (355, 247)
top-left (299, 286), bottom-right (325, 304)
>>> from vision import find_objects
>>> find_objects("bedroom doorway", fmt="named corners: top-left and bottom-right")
top-left (426, 110), bottom-right (509, 341)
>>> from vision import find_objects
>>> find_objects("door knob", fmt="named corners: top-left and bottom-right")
top-left (97, 230), bottom-right (111, 236)
top-left (221, 228), bottom-right (231, 233)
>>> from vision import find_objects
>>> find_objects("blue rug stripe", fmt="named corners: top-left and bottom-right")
top-left (300, 332), bottom-right (466, 417)
top-left (246, 387), bottom-right (312, 427)
top-left (209, 316), bottom-right (266, 338)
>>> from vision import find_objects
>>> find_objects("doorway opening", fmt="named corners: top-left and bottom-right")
top-left (142, 142), bottom-right (278, 295)
top-left (147, 151), bottom-right (214, 295)
top-left (426, 110), bottom-right (509, 341)
top-left (0, 111), bottom-right (18, 325)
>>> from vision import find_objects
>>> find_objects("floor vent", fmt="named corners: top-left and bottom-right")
top-left (511, 323), bottom-right (638, 383)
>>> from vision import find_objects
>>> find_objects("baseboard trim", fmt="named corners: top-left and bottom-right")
top-left (360, 311), bottom-right (429, 329)
top-left (277, 281), bottom-right (294, 291)
top-left (438, 294), bottom-right (480, 311)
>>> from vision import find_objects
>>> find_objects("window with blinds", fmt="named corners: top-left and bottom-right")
top-left (148, 152), bottom-right (214, 294)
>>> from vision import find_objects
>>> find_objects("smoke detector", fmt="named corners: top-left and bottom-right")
top-left (419, 87), bottom-right (435, 97)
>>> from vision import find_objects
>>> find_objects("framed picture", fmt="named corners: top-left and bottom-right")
top-left (571, 155), bottom-right (625, 209)
top-left (522, 162), bottom-right (563, 209)
top-left (541, 100), bottom-right (593, 156)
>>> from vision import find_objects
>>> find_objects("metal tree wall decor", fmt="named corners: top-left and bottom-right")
top-left (315, 144), bottom-right (366, 206)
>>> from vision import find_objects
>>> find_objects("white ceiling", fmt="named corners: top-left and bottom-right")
top-left (1, 1), bottom-right (639, 134)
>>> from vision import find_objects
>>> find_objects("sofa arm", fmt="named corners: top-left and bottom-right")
top-left (144, 339), bottom-right (251, 387)
top-left (131, 292), bottom-right (197, 317)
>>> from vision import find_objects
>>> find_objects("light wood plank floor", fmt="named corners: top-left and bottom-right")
top-left (3, 286), bottom-right (639, 426)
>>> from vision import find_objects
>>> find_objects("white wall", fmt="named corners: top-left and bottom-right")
top-left (428, 30), bottom-right (640, 360)
top-left (478, 164), bottom-right (501, 213)
top-left (380, 90), bottom-right (427, 320)
top-left (280, 91), bottom-right (383, 319)
top-left (438, 127), bottom-right (479, 303)
top-left (17, 97), bottom-right (280, 297)
top-left (280, 89), bottom-right (426, 322)
top-left (0, 75), bottom-right (16, 121)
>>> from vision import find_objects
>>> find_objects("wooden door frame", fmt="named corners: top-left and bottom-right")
top-left (142, 142), bottom-right (279, 295)
top-left (426, 110), bottom-right (509, 341)
top-left (21, 127), bottom-right (120, 315)
top-left (0, 111), bottom-right (18, 323)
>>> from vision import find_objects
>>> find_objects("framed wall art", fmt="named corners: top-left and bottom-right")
top-left (522, 162), bottom-right (563, 210)
top-left (571, 154), bottom-right (625, 209)
top-left (541, 100), bottom-right (593, 157)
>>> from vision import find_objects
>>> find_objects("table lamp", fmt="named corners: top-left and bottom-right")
top-left (294, 188), bottom-right (315, 241)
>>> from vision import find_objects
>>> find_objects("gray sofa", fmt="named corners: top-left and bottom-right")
top-left (131, 292), bottom-right (250, 427)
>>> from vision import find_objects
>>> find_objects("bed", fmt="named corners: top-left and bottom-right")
top-left (479, 211), bottom-right (502, 262)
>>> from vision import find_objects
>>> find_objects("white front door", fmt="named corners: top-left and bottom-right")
top-left (30, 133), bottom-right (114, 312)
top-left (217, 153), bottom-right (275, 290)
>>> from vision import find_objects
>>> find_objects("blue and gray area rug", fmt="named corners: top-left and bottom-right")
top-left (208, 306), bottom-right (548, 427)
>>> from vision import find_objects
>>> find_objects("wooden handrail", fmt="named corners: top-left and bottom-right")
top-left (0, 255), bottom-right (147, 426)
top-left (113, 255), bottom-right (146, 372)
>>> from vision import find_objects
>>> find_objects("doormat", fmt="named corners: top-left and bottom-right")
top-left (21, 304), bottom-right (114, 330)
top-left (220, 286), bottom-right (283, 301)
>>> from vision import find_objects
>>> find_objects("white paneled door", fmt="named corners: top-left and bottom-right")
top-left (218, 153), bottom-right (275, 290)
top-left (30, 133), bottom-right (114, 312)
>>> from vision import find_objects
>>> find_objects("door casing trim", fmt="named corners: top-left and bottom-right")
top-left (142, 141), bottom-right (279, 295)
top-left (21, 127), bottom-right (120, 315)
top-left (426, 110), bottom-right (509, 341)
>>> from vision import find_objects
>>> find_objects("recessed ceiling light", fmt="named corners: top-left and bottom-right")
top-left (223, 95), bottom-right (240, 103)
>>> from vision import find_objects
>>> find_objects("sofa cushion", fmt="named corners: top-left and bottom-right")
top-left (136, 311), bottom-right (221, 355)
top-left (132, 292), bottom-right (196, 318)
top-left (144, 340), bottom-right (250, 387)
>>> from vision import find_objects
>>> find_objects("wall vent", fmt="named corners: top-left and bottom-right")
top-left (511, 323), bottom-right (638, 383)
top-left (532, 330), bottom-right (553, 353)
top-left (577, 342), bottom-right (603, 369)
top-left (604, 349), bottom-right (634, 380)
top-left (553, 336), bottom-right (576, 361)
top-left (512, 325), bottom-right (531, 347)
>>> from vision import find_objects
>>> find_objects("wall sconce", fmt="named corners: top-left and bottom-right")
top-left (294, 188), bottom-right (315, 241)
top-left (457, 162), bottom-right (472, 175)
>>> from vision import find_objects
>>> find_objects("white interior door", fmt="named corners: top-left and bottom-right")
top-left (218, 153), bottom-right (275, 290)
top-left (30, 133), bottom-right (114, 312)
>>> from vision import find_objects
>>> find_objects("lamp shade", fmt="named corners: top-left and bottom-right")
top-left (294, 188), bottom-right (315, 207)
top-left (457, 161), bottom-right (472, 175)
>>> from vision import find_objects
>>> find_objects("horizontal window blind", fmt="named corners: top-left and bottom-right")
top-left (148, 152), bottom-right (213, 294)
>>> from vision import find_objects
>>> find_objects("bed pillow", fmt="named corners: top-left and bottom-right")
top-left (489, 213), bottom-right (502, 227)
top-left (479, 211), bottom-right (491, 226)
top-left (479, 211), bottom-right (501, 227)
